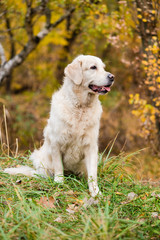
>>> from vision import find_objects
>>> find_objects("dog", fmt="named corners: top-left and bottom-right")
top-left (4, 55), bottom-right (114, 197)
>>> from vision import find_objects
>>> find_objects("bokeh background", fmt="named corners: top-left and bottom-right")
top-left (0, 0), bottom-right (159, 179)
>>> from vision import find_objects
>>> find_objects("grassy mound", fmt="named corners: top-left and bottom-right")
top-left (0, 151), bottom-right (160, 239)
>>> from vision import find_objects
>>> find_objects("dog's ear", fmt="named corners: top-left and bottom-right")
top-left (64, 60), bottom-right (83, 85)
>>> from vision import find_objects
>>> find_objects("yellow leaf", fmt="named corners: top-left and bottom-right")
top-left (140, 116), bottom-right (146, 123)
top-left (142, 60), bottom-right (148, 65)
top-left (7, 198), bottom-right (12, 201)
top-left (149, 86), bottom-right (156, 91)
top-left (142, 19), bottom-right (147, 22)
top-left (115, 192), bottom-right (123, 195)
top-left (150, 115), bottom-right (155, 123)
top-left (154, 71), bottom-right (158, 75)
top-left (156, 101), bottom-right (160, 106)
top-left (137, 14), bottom-right (142, 19)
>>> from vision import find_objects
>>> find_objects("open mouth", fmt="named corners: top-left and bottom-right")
top-left (89, 84), bottom-right (111, 95)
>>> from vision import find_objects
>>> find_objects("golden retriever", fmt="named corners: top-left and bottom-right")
top-left (4, 55), bottom-right (114, 197)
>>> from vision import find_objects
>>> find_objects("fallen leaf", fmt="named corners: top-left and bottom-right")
top-left (66, 203), bottom-right (79, 214)
top-left (151, 192), bottom-right (156, 197)
top-left (138, 218), bottom-right (145, 223)
top-left (7, 197), bottom-right (12, 201)
top-left (121, 201), bottom-right (128, 205)
top-left (36, 196), bottom-right (56, 209)
top-left (75, 199), bottom-right (84, 204)
top-left (66, 208), bottom-right (75, 214)
top-left (156, 194), bottom-right (160, 198)
top-left (151, 212), bottom-right (158, 218)
top-left (83, 197), bottom-right (99, 208)
top-left (127, 192), bottom-right (138, 201)
top-left (115, 192), bottom-right (123, 195)
top-left (141, 196), bottom-right (147, 200)
top-left (54, 216), bottom-right (63, 223)
top-left (151, 192), bottom-right (160, 198)
top-left (65, 190), bottom-right (74, 195)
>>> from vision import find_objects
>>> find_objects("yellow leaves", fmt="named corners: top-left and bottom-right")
top-left (142, 18), bottom-right (147, 22)
top-left (152, 36), bottom-right (157, 41)
top-left (129, 89), bottom-right (159, 138)
top-left (140, 116), bottom-right (146, 123)
top-left (148, 86), bottom-right (156, 91)
top-left (137, 14), bottom-right (142, 19)
top-left (134, 93), bottom-right (139, 102)
top-left (151, 10), bottom-right (156, 14)
top-left (142, 60), bottom-right (148, 66)
top-left (152, 44), bottom-right (159, 54)
top-left (154, 71), bottom-right (158, 76)
top-left (155, 101), bottom-right (160, 107)
top-left (129, 95), bottom-right (133, 104)
top-left (150, 115), bottom-right (155, 123)
top-left (131, 110), bottom-right (140, 117)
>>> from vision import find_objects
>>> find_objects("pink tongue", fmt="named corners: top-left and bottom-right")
top-left (103, 86), bottom-right (111, 92)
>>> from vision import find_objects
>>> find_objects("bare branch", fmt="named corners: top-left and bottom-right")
top-left (25, 0), bottom-right (34, 40)
top-left (0, 43), bottom-right (6, 66)
top-left (0, 26), bottom-right (24, 33)
top-left (0, 7), bottom-right (75, 83)
top-left (4, 12), bottom-right (15, 58)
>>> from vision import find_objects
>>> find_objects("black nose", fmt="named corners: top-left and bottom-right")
top-left (108, 74), bottom-right (114, 82)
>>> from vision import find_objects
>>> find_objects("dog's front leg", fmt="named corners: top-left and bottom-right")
top-left (85, 145), bottom-right (100, 197)
top-left (51, 146), bottom-right (64, 183)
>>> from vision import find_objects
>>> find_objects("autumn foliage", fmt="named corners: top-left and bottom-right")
top-left (0, 0), bottom-right (159, 155)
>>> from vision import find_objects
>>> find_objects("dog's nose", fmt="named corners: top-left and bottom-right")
top-left (108, 74), bottom-right (114, 82)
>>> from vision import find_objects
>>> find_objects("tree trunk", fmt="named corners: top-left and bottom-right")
top-left (135, 0), bottom-right (160, 151)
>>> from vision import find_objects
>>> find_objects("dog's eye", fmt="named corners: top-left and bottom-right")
top-left (90, 66), bottom-right (97, 70)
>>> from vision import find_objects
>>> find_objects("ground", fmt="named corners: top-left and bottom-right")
top-left (0, 151), bottom-right (160, 240)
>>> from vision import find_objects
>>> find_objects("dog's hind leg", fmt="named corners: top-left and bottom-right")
top-left (30, 142), bottom-right (54, 177)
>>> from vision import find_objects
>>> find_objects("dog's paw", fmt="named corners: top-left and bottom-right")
top-left (90, 186), bottom-right (101, 198)
top-left (54, 175), bottom-right (64, 183)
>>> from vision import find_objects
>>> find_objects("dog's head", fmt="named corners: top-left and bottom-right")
top-left (64, 55), bottom-right (114, 95)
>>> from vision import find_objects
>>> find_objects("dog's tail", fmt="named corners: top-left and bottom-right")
top-left (3, 149), bottom-right (40, 177)
top-left (4, 144), bottom-right (52, 177)
top-left (4, 166), bottom-right (37, 177)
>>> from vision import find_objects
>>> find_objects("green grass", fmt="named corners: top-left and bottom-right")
top-left (0, 151), bottom-right (160, 240)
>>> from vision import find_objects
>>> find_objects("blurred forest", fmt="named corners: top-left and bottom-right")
top-left (0, 0), bottom-right (160, 179)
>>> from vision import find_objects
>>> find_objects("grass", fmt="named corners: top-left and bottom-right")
top-left (0, 151), bottom-right (160, 240)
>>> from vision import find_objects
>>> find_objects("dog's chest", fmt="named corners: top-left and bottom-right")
top-left (60, 108), bottom-right (98, 157)
top-left (67, 107), bottom-right (96, 131)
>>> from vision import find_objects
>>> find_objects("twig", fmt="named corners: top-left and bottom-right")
top-left (14, 138), bottom-right (19, 158)
top-left (3, 105), bottom-right (9, 156)
top-left (0, 26), bottom-right (24, 33)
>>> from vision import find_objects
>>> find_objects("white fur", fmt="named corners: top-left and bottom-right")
top-left (4, 55), bottom-right (113, 197)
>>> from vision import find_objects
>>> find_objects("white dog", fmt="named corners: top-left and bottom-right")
top-left (4, 55), bottom-right (114, 197)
